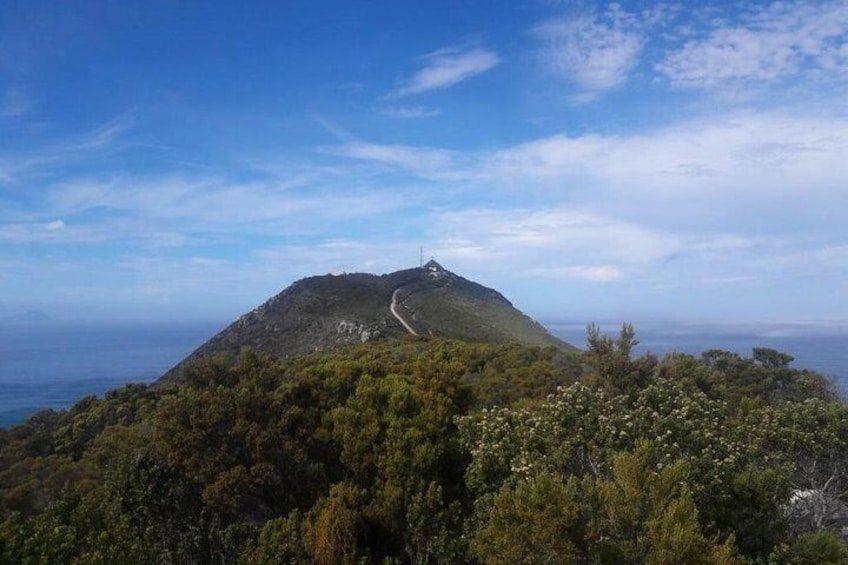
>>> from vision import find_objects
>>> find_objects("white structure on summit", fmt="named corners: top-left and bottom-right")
top-left (423, 259), bottom-right (445, 278)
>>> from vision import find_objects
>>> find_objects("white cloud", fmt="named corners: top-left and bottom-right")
top-left (534, 9), bottom-right (644, 99)
top-left (481, 113), bottom-right (848, 210)
top-left (0, 220), bottom-right (74, 242)
top-left (658, 1), bottom-right (848, 88)
top-left (188, 256), bottom-right (230, 267)
top-left (101, 254), bottom-right (272, 313)
top-left (249, 207), bottom-right (683, 290)
top-left (321, 140), bottom-right (464, 179)
top-left (768, 243), bottom-right (848, 277)
top-left (0, 117), bottom-right (133, 184)
top-left (700, 276), bottom-right (757, 286)
top-left (381, 105), bottom-right (441, 119)
top-left (327, 112), bottom-right (848, 216)
top-left (390, 45), bottom-right (500, 97)
top-left (257, 239), bottom-right (415, 278)
top-left (691, 236), bottom-right (759, 253)
top-left (49, 175), bottom-right (403, 225)
top-left (527, 265), bottom-right (624, 283)
top-left (0, 218), bottom-right (130, 244)
top-left (430, 208), bottom-right (681, 275)
top-left (0, 172), bottom-right (415, 249)
top-left (59, 115), bottom-right (135, 152)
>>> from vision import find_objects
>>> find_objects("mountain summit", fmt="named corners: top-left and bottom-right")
top-left (159, 262), bottom-right (573, 383)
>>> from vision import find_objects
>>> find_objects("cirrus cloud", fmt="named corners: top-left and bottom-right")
top-left (389, 45), bottom-right (501, 97)
top-left (658, 1), bottom-right (848, 89)
top-left (534, 7), bottom-right (646, 101)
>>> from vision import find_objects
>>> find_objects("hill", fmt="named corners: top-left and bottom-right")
top-left (159, 260), bottom-right (573, 383)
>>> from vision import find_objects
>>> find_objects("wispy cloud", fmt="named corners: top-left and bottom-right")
top-left (658, 1), bottom-right (848, 89)
top-left (320, 140), bottom-right (464, 179)
top-left (526, 265), bottom-right (624, 283)
top-left (323, 111), bottom-right (848, 240)
top-left (5, 173), bottom-right (411, 248)
top-left (0, 116), bottom-right (134, 184)
top-left (390, 45), bottom-right (500, 97)
top-left (0, 220), bottom-right (70, 243)
top-left (56, 177), bottom-right (397, 222)
top-left (313, 114), bottom-right (355, 142)
top-left (257, 239), bottom-right (416, 278)
top-left (769, 243), bottom-right (848, 278)
top-left (250, 207), bottom-right (681, 290)
top-left (326, 112), bottom-right (848, 204)
top-left (430, 208), bottom-right (681, 275)
top-left (534, 7), bottom-right (645, 101)
top-left (237, 203), bottom-right (696, 290)
top-left (481, 113), bottom-right (848, 206)
top-left (58, 114), bottom-right (135, 152)
top-left (381, 105), bottom-right (441, 119)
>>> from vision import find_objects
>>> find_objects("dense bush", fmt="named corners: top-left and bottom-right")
top-left (1, 330), bottom-right (846, 563)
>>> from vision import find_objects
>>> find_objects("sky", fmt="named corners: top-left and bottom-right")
top-left (1, 0), bottom-right (848, 325)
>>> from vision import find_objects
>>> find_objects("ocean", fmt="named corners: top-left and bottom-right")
top-left (0, 319), bottom-right (845, 428)
top-left (0, 321), bottom-right (225, 428)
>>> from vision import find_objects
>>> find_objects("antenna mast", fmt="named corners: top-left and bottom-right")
top-left (420, 246), bottom-right (424, 267)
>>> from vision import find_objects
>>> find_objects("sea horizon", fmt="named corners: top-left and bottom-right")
top-left (0, 319), bottom-right (226, 428)
top-left (1, 318), bottom-right (845, 428)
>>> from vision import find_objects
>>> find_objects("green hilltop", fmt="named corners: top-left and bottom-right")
top-left (160, 260), bottom-right (572, 384)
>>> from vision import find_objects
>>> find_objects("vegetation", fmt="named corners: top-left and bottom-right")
top-left (1, 328), bottom-right (846, 563)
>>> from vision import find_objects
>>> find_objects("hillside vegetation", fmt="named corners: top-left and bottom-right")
top-left (1, 327), bottom-right (847, 564)
top-left (160, 262), bottom-right (571, 384)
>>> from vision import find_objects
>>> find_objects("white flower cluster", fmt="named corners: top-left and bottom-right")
top-left (462, 379), bottom-right (749, 493)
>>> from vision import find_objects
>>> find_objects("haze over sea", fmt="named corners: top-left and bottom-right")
top-left (1, 319), bottom-right (845, 428)
top-left (0, 321), bottom-right (224, 428)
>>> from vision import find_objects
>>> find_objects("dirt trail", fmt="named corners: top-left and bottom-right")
top-left (390, 288), bottom-right (418, 336)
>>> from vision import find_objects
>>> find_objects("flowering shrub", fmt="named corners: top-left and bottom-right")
top-left (461, 379), bottom-right (743, 495)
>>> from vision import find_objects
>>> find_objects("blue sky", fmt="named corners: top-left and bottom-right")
top-left (1, 0), bottom-right (848, 325)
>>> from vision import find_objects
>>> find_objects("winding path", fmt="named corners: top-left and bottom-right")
top-left (390, 288), bottom-right (418, 336)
